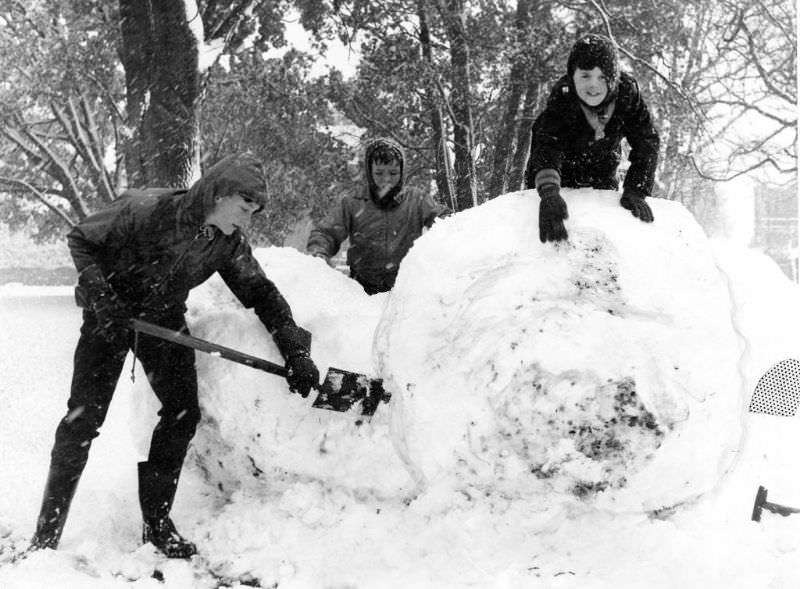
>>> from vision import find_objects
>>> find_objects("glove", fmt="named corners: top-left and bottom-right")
top-left (310, 251), bottom-right (333, 267)
top-left (285, 352), bottom-right (320, 398)
top-left (77, 264), bottom-right (130, 341)
top-left (538, 184), bottom-right (569, 243)
top-left (92, 291), bottom-right (131, 341)
top-left (620, 189), bottom-right (654, 223)
top-left (269, 323), bottom-right (318, 396)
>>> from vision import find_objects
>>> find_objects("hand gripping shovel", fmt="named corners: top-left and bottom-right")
top-left (129, 318), bottom-right (390, 417)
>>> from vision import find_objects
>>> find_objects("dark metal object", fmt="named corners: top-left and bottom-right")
top-left (129, 318), bottom-right (389, 416)
top-left (751, 485), bottom-right (800, 522)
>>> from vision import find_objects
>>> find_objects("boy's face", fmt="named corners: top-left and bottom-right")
top-left (205, 193), bottom-right (260, 235)
top-left (371, 159), bottom-right (401, 197)
top-left (572, 67), bottom-right (608, 107)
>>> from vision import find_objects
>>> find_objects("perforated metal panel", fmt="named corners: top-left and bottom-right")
top-left (749, 359), bottom-right (800, 417)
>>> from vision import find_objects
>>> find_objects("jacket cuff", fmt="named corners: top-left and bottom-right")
top-left (270, 323), bottom-right (312, 361)
top-left (534, 169), bottom-right (561, 191)
top-left (622, 187), bottom-right (646, 200)
top-left (537, 183), bottom-right (560, 200)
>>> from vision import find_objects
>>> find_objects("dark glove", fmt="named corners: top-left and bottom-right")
top-left (310, 251), bottom-right (333, 267)
top-left (285, 351), bottom-right (320, 398)
top-left (620, 189), bottom-right (654, 223)
top-left (538, 184), bottom-right (569, 243)
top-left (92, 291), bottom-right (131, 340)
top-left (77, 264), bottom-right (130, 341)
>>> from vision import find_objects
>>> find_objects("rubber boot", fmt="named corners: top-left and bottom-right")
top-left (138, 461), bottom-right (197, 559)
top-left (29, 465), bottom-right (82, 551)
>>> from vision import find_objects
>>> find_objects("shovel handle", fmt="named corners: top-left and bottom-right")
top-left (129, 318), bottom-right (288, 377)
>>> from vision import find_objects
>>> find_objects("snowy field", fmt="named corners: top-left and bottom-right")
top-left (1, 188), bottom-right (800, 588)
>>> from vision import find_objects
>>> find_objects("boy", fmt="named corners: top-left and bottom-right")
top-left (30, 153), bottom-right (319, 558)
top-left (526, 33), bottom-right (660, 242)
top-left (307, 137), bottom-right (450, 294)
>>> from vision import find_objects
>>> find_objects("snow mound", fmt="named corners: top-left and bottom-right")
top-left (376, 189), bottom-right (745, 511)
top-left (131, 247), bottom-right (413, 498)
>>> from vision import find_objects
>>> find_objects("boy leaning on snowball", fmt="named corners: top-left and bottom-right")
top-left (306, 137), bottom-right (451, 294)
top-left (526, 33), bottom-right (661, 243)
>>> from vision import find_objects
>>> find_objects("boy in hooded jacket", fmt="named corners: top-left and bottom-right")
top-left (29, 153), bottom-right (320, 558)
top-left (526, 33), bottom-right (660, 243)
top-left (306, 137), bottom-right (450, 294)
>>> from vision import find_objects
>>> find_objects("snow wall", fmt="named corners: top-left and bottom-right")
top-left (129, 188), bottom-right (746, 513)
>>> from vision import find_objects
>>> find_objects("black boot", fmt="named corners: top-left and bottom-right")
top-left (138, 461), bottom-right (197, 559)
top-left (29, 464), bottom-right (82, 551)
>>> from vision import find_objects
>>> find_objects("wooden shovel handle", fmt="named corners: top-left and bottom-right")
top-left (129, 318), bottom-right (288, 377)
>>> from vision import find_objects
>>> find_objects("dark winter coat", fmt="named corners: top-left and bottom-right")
top-left (525, 71), bottom-right (660, 196)
top-left (68, 153), bottom-right (298, 338)
top-left (307, 139), bottom-right (450, 293)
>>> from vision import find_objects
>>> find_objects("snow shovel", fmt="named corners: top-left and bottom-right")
top-left (748, 359), bottom-right (800, 417)
top-left (129, 318), bottom-right (390, 417)
top-left (751, 485), bottom-right (800, 522)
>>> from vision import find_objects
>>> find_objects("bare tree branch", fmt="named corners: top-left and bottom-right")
top-left (1, 123), bottom-right (90, 217)
top-left (690, 154), bottom-right (795, 182)
top-left (585, 0), bottom-right (704, 120)
top-left (0, 175), bottom-right (77, 226)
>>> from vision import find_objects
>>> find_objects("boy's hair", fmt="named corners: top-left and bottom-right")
top-left (368, 141), bottom-right (403, 166)
top-left (567, 34), bottom-right (620, 96)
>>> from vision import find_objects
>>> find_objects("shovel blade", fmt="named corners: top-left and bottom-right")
top-left (312, 367), bottom-right (389, 416)
top-left (752, 485), bottom-right (768, 522)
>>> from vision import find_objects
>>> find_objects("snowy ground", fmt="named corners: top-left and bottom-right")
top-left (1, 189), bottom-right (800, 588)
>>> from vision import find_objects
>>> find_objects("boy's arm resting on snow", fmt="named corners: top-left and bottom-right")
top-left (620, 76), bottom-right (660, 198)
top-left (525, 82), bottom-right (569, 190)
top-left (524, 99), bottom-right (570, 243)
top-left (525, 122), bottom-right (566, 192)
top-left (306, 198), bottom-right (351, 262)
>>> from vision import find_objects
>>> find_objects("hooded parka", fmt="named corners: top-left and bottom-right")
top-left (31, 153), bottom-right (308, 553)
top-left (69, 153), bottom-right (298, 338)
top-left (307, 138), bottom-right (449, 294)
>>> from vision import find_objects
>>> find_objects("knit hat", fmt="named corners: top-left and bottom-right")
top-left (566, 34), bottom-right (620, 104)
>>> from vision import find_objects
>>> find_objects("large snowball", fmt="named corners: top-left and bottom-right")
top-left (375, 189), bottom-right (745, 511)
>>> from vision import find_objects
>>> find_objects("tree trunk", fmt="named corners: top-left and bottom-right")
top-left (438, 0), bottom-right (477, 211)
top-left (487, 0), bottom-right (534, 199)
top-left (507, 75), bottom-right (545, 191)
top-left (118, 0), bottom-right (201, 188)
top-left (418, 0), bottom-right (455, 209)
